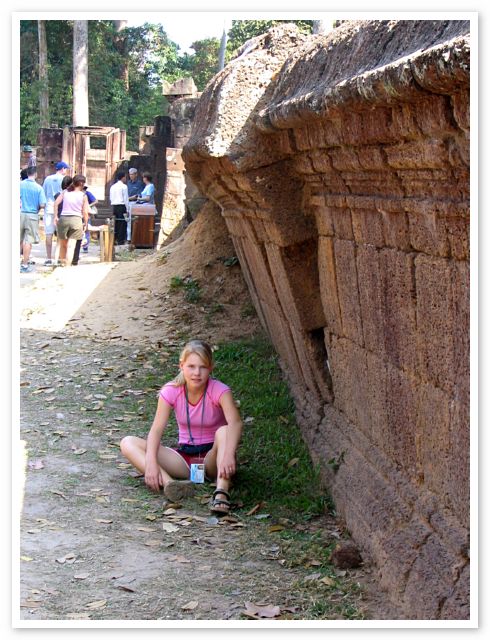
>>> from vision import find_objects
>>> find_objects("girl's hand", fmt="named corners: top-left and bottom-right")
top-left (218, 452), bottom-right (236, 479)
top-left (145, 462), bottom-right (164, 492)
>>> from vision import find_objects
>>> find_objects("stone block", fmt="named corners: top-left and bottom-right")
top-left (357, 145), bottom-right (388, 170)
top-left (385, 139), bottom-right (448, 170)
top-left (413, 95), bottom-right (456, 136)
top-left (318, 237), bottom-right (342, 336)
top-left (452, 90), bottom-right (470, 131)
top-left (450, 260), bottom-right (470, 404)
top-left (265, 240), bottom-right (325, 333)
top-left (404, 199), bottom-right (450, 257)
top-left (415, 255), bottom-right (457, 393)
top-left (351, 207), bottom-right (385, 247)
top-left (416, 380), bottom-right (451, 496)
top-left (403, 534), bottom-right (460, 619)
top-left (329, 336), bottom-right (367, 430)
top-left (330, 207), bottom-right (354, 240)
top-left (334, 239), bottom-right (364, 346)
top-left (365, 350), bottom-right (389, 446)
top-left (343, 169), bottom-right (406, 197)
top-left (355, 244), bottom-right (384, 354)
top-left (379, 209), bottom-right (411, 251)
top-left (440, 563), bottom-right (470, 620)
top-left (380, 248), bottom-right (418, 374)
top-left (445, 214), bottom-right (469, 260)
top-left (314, 206), bottom-right (334, 237)
top-left (310, 149), bottom-right (333, 173)
top-left (328, 147), bottom-right (362, 171)
top-left (385, 363), bottom-right (419, 476)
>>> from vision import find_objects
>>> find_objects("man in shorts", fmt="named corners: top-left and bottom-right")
top-left (42, 161), bottom-right (70, 265)
top-left (20, 166), bottom-right (46, 273)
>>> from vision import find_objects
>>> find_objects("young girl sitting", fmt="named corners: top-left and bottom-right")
top-left (120, 339), bottom-right (242, 514)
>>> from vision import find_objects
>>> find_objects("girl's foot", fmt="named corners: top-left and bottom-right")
top-left (210, 488), bottom-right (231, 514)
top-left (163, 480), bottom-right (195, 502)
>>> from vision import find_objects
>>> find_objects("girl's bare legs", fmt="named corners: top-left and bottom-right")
top-left (204, 426), bottom-right (234, 512)
top-left (120, 436), bottom-right (190, 487)
top-left (58, 238), bottom-right (69, 263)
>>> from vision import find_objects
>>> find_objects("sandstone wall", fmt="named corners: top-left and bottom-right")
top-left (183, 20), bottom-right (470, 619)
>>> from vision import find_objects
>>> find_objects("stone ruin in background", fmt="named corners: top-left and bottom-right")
top-left (31, 76), bottom-right (203, 246)
top-left (183, 20), bottom-right (471, 620)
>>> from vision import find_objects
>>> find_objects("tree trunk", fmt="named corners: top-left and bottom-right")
top-left (38, 20), bottom-right (50, 128)
top-left (113, 20), bottom-right (129, 91)
top-left (312, 21), bottom-right (333, 35)
top-left (218, 26), bottom-right (227, 71)
top-left (73, 20), bottom-right (89, 127)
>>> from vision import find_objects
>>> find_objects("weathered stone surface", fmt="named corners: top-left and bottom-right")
top-left (183, 20), bottom-right (470, 619)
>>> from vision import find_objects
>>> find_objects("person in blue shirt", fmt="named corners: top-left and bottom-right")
top-left (42, 161), bottom-right (70, 266)
top-left (127, 168), bottom-right (144, 202)
top-left (137, 173), bottom-right (155, 204)
top-left (20, 166), bottom-right (46, 272)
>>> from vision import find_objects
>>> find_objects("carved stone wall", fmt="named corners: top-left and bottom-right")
top-left (183, 20), bottom-right (470, 619)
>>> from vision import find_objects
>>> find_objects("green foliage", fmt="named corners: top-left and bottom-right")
top-left (212, 336), bottom-right (329, 519)
top-left (169, 275), bottom-right (202, 303)
top-left (19, 19), bottom-right (314, 146)
top-left (179, 37), bottom-right (221, 91)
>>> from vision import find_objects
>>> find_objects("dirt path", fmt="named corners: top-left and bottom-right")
top-left (17, 209), bottom-right (401, 622)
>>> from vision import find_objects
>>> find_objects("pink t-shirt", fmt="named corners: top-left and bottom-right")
top-left (159, 378), bottom-right (231, 445)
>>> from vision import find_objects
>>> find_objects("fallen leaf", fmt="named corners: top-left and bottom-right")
top-left (144, 540), bottom-right (161, 547)
top-left (116, 584), bottom-right (136, 593)
top-left (243, 602), bottom-right (281, 618)
top-left (245, 503), bottom-right (263, 516)
top-left (268, 524), bottom-right (285, 533)
top-left (50, 490), bottom-right (68, 500)
top-left (181, 600), bottom-right (199, 611)
top-left (74, 573), bottom-right (90, 580)
top-left (84, 599), bottom-right (107, 610)
top-left (20, 600), bottom-right (42, 608)
top-left (28, 459), bottom-right (44, 470)
top-left (287, 457), bottom-right (299, 467)
top-left (162, 522), bottom-right (179, 533)
top-left (254, 514), bottom-right (270, 520)
top-left (173, 555), bottom-right (191, 564)
top-left (320, 576), bottom-right (336, 586)
top-left (95, 519), bottom-right (113, 524)
top-left (66, 613), bottom-right (91, 619)
top-left (21, 556), bottom-right (33, 562)
top-left (303, 572), bottom-right (322, 582)
top-left (72, 448), bottom-right (87, 455)
top-left (137, 526), bottom-right (156, 533)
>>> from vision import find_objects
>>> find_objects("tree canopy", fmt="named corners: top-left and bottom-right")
top-left (20, 19), bottom-right (314, 149)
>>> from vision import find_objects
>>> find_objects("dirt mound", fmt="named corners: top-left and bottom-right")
top-left (66, 201), bottom-right (261, 345)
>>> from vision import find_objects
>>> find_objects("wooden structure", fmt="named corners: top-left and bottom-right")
top-left (131, 204), bottom-right (156, 248)
top-left (61, 126), bottom-right (126, 203)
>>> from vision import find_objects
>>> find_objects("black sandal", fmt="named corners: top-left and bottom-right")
top-left (210, 489), bottom-right (231, 514)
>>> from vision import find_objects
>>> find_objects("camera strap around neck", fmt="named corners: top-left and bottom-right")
top-left (184, 380), bottom-right (208, 445)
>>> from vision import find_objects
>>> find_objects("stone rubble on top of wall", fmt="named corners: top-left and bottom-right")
top-left (183, 20), bottom-right (470, 620)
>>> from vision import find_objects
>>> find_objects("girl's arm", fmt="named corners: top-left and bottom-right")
top-left (144, 397), bottom-right (172, 490)
top-left (218, 391), bottom-right (243, 479)
top-left (82, 194), bottom-right (89, 226)
top-left (53, 192), bottom-right (63, 223)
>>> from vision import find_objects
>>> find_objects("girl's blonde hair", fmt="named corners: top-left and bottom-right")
top-left (171, 339), bottom-right (214, 386)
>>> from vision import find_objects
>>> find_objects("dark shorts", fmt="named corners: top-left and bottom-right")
top-left (173, 442), bottom-right (214, 467)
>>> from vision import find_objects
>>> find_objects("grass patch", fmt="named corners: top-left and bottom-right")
top-left (212, 336), bottom-right (329, 520)
top-left (169, 275), bottom-right (202, 303)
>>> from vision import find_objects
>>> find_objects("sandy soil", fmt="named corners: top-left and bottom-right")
top-left (17, 205), bottom-right (402, 624)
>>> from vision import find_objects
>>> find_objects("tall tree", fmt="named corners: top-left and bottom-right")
top-left (73, 20), bottom-right (89, 126)
top-left (113, 20), bottom-right (129, 91)
top-left (38, 20), bottom-right (49, 128)
top-left (218, 24), bottom-right (227, 71)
